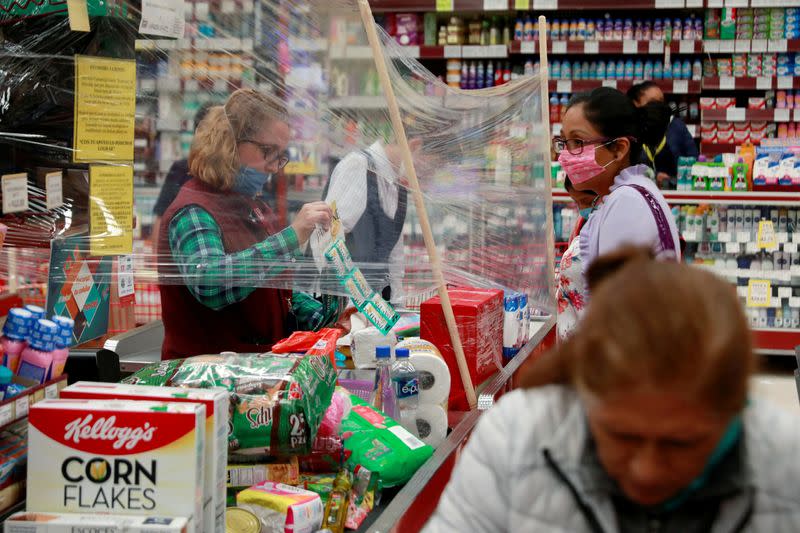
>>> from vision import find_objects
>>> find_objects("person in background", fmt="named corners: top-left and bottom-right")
top-left (557, 177), bottom-right (599, 339)
top-left (320, 139), bottom-right (417, 306)
top-left (424, 247), bottom-right (800, 532)
top-left (627, 81), bottom-right (699, 188)
top-left (158, 89), bottom-right (335, 360)
top-left (151, 102), bottom-right (214, 243)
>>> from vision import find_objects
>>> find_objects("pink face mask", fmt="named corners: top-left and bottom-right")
top-left (558, 142), bottom-right (616, 185)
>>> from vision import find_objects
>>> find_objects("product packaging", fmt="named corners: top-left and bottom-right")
top-left (227, 457), bottom-right (300, 488)
top-left (60, 382), bottom-right (229, 533)
top-left (26, 399), bottom-right (205, 533)
top-left (4, 513), bottom-right (189, 532)
top-left (236, 482), bottom-right (323, 533)
top-left (123, 354), bottom-right (336, 456)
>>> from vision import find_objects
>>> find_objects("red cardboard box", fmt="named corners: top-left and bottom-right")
top-left (420, 288), bottom-right (503, 411)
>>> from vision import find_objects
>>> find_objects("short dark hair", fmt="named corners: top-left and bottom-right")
top-left (627, 81), bottom-right (661, 103)
top-left (566, 88), bottom-right (671, 165)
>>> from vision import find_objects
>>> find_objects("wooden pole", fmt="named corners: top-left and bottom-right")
top-left (538, 15), bottom-right (557, 306)
top-left (356, 0), bottom-right (477, 409)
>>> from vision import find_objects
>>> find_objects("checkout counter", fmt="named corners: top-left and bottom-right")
top-left (89, 315), bottom-right (557, 533)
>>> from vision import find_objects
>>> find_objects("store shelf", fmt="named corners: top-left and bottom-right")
top-left (510, 39), bottom-right (703, 55)
top-left (703, 76), bottom-right (800, 91)
top-left (367, 0), bottom-right (707, 11)
top-left (548, 79), bottom-right (700, 94)
top-left (752, 328), bottom-right (800, 356)
top-left (700, 142), bottom-right (739, 156)
top-left (703, 38), bottom-right (800, 54)
top-left (0, 376), bottom-right (67, 434)
top-left (553, 189), bottom-right (800, 206)
top-left (702, 108), bottom-right (800, 123)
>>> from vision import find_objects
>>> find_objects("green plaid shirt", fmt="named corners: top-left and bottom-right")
top-left (168, 205), bottom-right (338, 330)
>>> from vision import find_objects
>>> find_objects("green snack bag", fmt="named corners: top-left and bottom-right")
top-left (339, 392), bottom-right (433, 488)
top-left (124, 353), bottom-right (337, 455)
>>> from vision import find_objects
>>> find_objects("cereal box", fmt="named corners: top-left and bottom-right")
top-left (5, 512), bottom-right (189, 532)
top-left (26, 400), bottom-right (205, 533)
top-left (60, 382), bottom-right (228, 533)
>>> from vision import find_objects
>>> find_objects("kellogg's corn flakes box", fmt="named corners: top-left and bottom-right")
top-left (60, 382), bottom-right (228, 533)
top-left (26, 400), bottom-right (205, 533)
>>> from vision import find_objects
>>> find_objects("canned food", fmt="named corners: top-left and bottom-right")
top-left (226, 507), bottom-right (261, 533)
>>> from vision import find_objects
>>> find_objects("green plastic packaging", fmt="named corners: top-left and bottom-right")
top-left (339, 392), bottom-right (433, 488)
top-left (123, 353), bottom-right (337, 455)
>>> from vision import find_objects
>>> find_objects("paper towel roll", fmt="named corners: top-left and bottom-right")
top-left (352, 327), bottom-right (397, 368)
top-left (413, 404), bottom-right (447, 448)
top-left (410, 352), bottom-right (450, 407)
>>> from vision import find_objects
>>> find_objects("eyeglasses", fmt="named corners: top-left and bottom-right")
top-left (552, 136), bottom-right (612, 156)
top-left (240, 139), bottom-right (290, 169)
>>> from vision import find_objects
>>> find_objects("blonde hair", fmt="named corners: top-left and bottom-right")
top-left (188, 89), bottom-right (288, 191)
top-left (524, 247), bottom-right (756, 415)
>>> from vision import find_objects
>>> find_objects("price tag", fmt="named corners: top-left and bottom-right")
top-left (737, 231), bottom-right (752, 243)
top-left (685, 0), bottom-right (703, 6)
top-left (747, 279), bottom-right (772, 308)
top-left (768, 39), bottom-right (788, 53)
top-left (520, 41), bottom-right (536, 54)
top-left (436, 0), bottom-right (454, 11)
top-left (795, 110), bottom-right (800, 123)
top-left (735, 39), bottom-right (750, 53)
top-left (139, 0), bottom-right (186, 38)
top-left (45, 384), bottom-right (58, 399)
top-left (776, 232), bottom-right (789, 243)
top-left (556, 80), bottom-right (572, 93)
top-left (718, 231), bottom-right (731, 242)
top-left (673, 80), bottom-right (688, 94)
top-left (719, 40), bottom-right (735, 53)
top-left (758, 220), bottom-right (778, 249)
top-left (15, 395), bottom-right (28, 418)
top-left (679, 40), bottom-right (695, 54)
top-left (514, 0), bottom-right (530, 8)
top-left (774, 108), bottom-right (791, 122)
top-left (532, 0), bottom-right (557, 8)
top-left (117, 255), bottom-right (135, 300)
top-left (602, 79), bottom-right (618, 88)
top-left (725, 0), bottom-right (748, 5)
top-left (462, 46), bottom-right (483, 58)
top-left (583, 41), bottom-right (599, 54)
top-left (0, 404), bottom-right (12, 426)
top-left (443, 45), bottom-right (461, 58)
top-left (704, 40), bottom-right (721, 53)
top-left (719, 76), bottom-right (736, 90)
top-left (745, 242), bottom-right (760, 254)
top-left (624, 40), bottom-right (638, 54)
top-left (683, 231), bottom-right (698, 242)
top-left (45, 171), bottom-right (64, 210)
top-left (726, 108), bottom-right (746, 122)
top-left (784, 242), bottom-right (799, 253)
top-left (708, 0), bottom-right (723, 6)
top-left (779, 287), bottom-right (793, 298)
top-left (791, 297), bottom-right (800, 308)
top-left (649, 41), bottom-right (664, 54)
top-left (487, 44), bottom-right (508, 58)
top-left (777, 76), bottom-right (793, 90)
top-left (483, 0), bottom-right (506, 9)
top-left (751, 39), bottom-right (768, 53)
top-left (726, 242), bottom-right (740, 254)
top-left (2, 173), bottom-right (28, 214)
top-left (756, 76), bottom-right (772, 90)
top-left (655, 0), bottom-right (684, 6)
top-left (552, 41), bottom-right (567, 54)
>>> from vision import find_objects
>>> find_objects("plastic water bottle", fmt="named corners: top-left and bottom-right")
top-left (392, 348), bottom-right (420, 436)
top-left (369, 346), bottom-right (398, 419)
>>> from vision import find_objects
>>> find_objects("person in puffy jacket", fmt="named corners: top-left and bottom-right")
top-left (424, 247), bottom-right (800, 533)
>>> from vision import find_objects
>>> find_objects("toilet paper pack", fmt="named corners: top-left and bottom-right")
top-left (27, 399), bottom-right (205, 533)
top-left (60, 382), bottom-right (228, 533)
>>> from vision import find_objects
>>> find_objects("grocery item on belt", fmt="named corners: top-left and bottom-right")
top-left (339, 392), bottom-right (433, 488)
top-left (60, 382), bottom-right (229, 533)
top-left (225, 507), bottom-right (261, 533)
top-left (4, 512), bottom-right (189, 532)
top-left (123, 353), bottom-right (337, 456)
top-left (27, 399), bottom-right (205, 533)
top-left (227, 457), bottom-right (300, 488)
top-left (237, 482), bottom-right (323, 533)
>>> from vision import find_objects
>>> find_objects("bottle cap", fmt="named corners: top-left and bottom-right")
top-left (2, 308), bottom-right (34, 341)
top-left (395, 348), bottom-right (410, 358)
top-left (52, 316), bottom-right (75, 348)
top-left (375, 346), bottom-right (392, 359)
top-left (24, 305), bottom-right (45, 320)
top-left (0, 366), bottom-right (11, 385)
top-left (30, 319), bottom-right (58, 352)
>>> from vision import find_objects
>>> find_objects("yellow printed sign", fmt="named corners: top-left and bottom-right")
top-left (74, 56), bottom-right (137, 162)
top-left (436, 0), bottom-right (454, 12)
top-left (757, 220), bottom-right (777, 250)
top-left (514, 0), bottom-right (530, 8)
top-left (746, 279), bottom-right (771, 308)
top-left (89, 165), bottom-right (133, 256)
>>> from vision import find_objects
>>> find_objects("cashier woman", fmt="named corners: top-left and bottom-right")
top-left (157, 89), bottom-right (336, 360)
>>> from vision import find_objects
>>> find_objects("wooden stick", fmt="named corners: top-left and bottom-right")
top-left (538, 15), bottom-right (557, 306)
top-left (356, 0), bottom-right (477, 409)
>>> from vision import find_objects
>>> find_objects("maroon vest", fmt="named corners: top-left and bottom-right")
top-left (158, 179), bottom-right (291, 360)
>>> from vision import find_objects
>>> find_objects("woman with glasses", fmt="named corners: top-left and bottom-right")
top-left (157, 89), bottom-right (334, 359)
top-left (553, 88), bottom-right (679, 312)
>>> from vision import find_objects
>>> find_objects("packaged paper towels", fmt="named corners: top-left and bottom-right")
top-left (352, 327), bottom-right (397, 368)
top-left (413, 404), bottom-right (447, 448)
top-left (408, 353), bottom-right (450, 407)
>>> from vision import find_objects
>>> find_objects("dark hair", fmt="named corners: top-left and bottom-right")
top-left (626, 80), bottom-right (660, 103)
top-left (566, 88), bottom-right (671, 166)
top-left (193, 102), bottom-right (215, 132)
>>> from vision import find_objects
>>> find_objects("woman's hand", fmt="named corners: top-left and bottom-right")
top-left (291, 202), bottom-right (333, 244)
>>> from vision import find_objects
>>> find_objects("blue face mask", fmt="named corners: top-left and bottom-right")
top-left (579, 207), bottom-right (594, 219)
top-left (233, 166), bottom-right (270, 197)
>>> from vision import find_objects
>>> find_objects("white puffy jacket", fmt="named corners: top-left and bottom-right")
top-left (423, 386), bottom-right (800, 533)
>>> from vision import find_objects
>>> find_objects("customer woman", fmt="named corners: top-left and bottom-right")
top-left (424, 248), bottom-right (800, 532)
top-left (158, 89), bottom-right (333, 359)
top-left (555, 88), bottom-right (680, 275)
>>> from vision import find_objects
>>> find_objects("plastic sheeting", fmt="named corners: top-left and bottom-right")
top-left (0, 0), bottom-right (554, 319)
